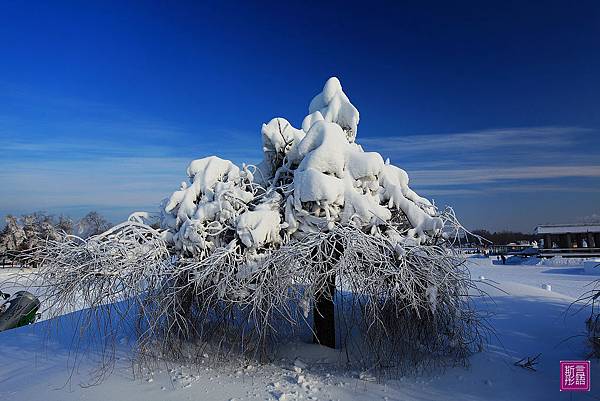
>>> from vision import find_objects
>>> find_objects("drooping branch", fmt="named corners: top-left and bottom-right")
top-left (25, 77), bottom-right (489, 378)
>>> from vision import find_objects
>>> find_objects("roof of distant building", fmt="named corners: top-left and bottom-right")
top-left (535, 223), bottom-right (600, 235)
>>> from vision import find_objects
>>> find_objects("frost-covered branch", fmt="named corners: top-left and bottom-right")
top-left (29, 76), bottom-right (488, 376)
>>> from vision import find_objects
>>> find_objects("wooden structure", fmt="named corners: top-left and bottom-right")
top-left (535, 224), bottom-right (600, 257)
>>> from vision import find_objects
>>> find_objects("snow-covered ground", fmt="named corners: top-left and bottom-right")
top-left (1, 257), bottom-right (599, 400)
top-left (469, 256), bottom-right (599, 299)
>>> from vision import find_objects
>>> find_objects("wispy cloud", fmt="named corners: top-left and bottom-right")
top-left (0, 156), bottom-right (188, 209)
top-left (361, 126), bottom-right (600, 192)
top-left (419, 183), bottom-right (600, 197)
top-left (361, 126), bottom-right (591, 154)
top-left (410, 165), bottom-right (600, 186)
top-left (0, 123), bottom-right (261, 162)
top-left (1, 94), bottom-right (599, 231)
top-left (0, 84), bottom-right (262, 163)
top-left (0, 87), bottom-right (262, 223)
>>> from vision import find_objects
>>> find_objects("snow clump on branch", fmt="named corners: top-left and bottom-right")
top-left (160, 77), bottom-right (443, 262)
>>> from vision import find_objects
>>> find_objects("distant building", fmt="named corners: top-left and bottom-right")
top-left (535, 223), bottom-right (600, 257)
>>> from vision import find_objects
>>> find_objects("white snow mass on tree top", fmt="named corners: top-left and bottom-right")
top-left (152, 77), bottom-right (443, 258)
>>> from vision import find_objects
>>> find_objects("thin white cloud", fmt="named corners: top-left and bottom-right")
top-left (0, 156), bottom-right (189, 210)
top-left (0, 127), bottom-right (260, 160)
top-left (409, 165), bottom-right (600, 186)
top-left (417, 183), bottom-right (600, 197)
top-left (361, 126), bottom-right (591, 153)
top-left (359, 126), bottom-right (600, 192)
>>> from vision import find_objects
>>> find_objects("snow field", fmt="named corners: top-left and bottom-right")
top-left (2, 257), bottom-right (600, 400)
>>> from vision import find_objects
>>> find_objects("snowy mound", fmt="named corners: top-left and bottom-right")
top-left (155, 77), bottom-right (443, 260)
top-left (584, 259), bottom-right (600, 275)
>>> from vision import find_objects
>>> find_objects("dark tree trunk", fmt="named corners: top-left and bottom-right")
top-left (312, 237), bottom-right (343, 349)
top-left (313, 272), bottom-right (336, 348)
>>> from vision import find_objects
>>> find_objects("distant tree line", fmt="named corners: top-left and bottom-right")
top-left (0, 211), bottom-right (112, 267)
top-left (470, 229), bottom-right (536, 245)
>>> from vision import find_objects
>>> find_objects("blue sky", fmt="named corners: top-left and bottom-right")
top-left (1, 1), bottom-right (599, 232)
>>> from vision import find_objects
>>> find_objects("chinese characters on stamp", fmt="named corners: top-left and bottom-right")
top-left (560, 361), bottom-right (590, 392)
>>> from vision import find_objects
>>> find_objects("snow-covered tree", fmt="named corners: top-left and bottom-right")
top-left (0, 215), bottom-right (26, 267)
top-left (76, 211), bottom-right (111, 238)
top-left (582, 213), bottom-right (600, 224)
top-left (37, 214), bottom-right (60, 241)
top-left (1, 215), bottom-right (25, 253)
top-left (35, 78), bottom-right (484, 373)
top-left (55, 215), bottom-right (74, 235)
top-left (21, 214), bottom-right (40, 251)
